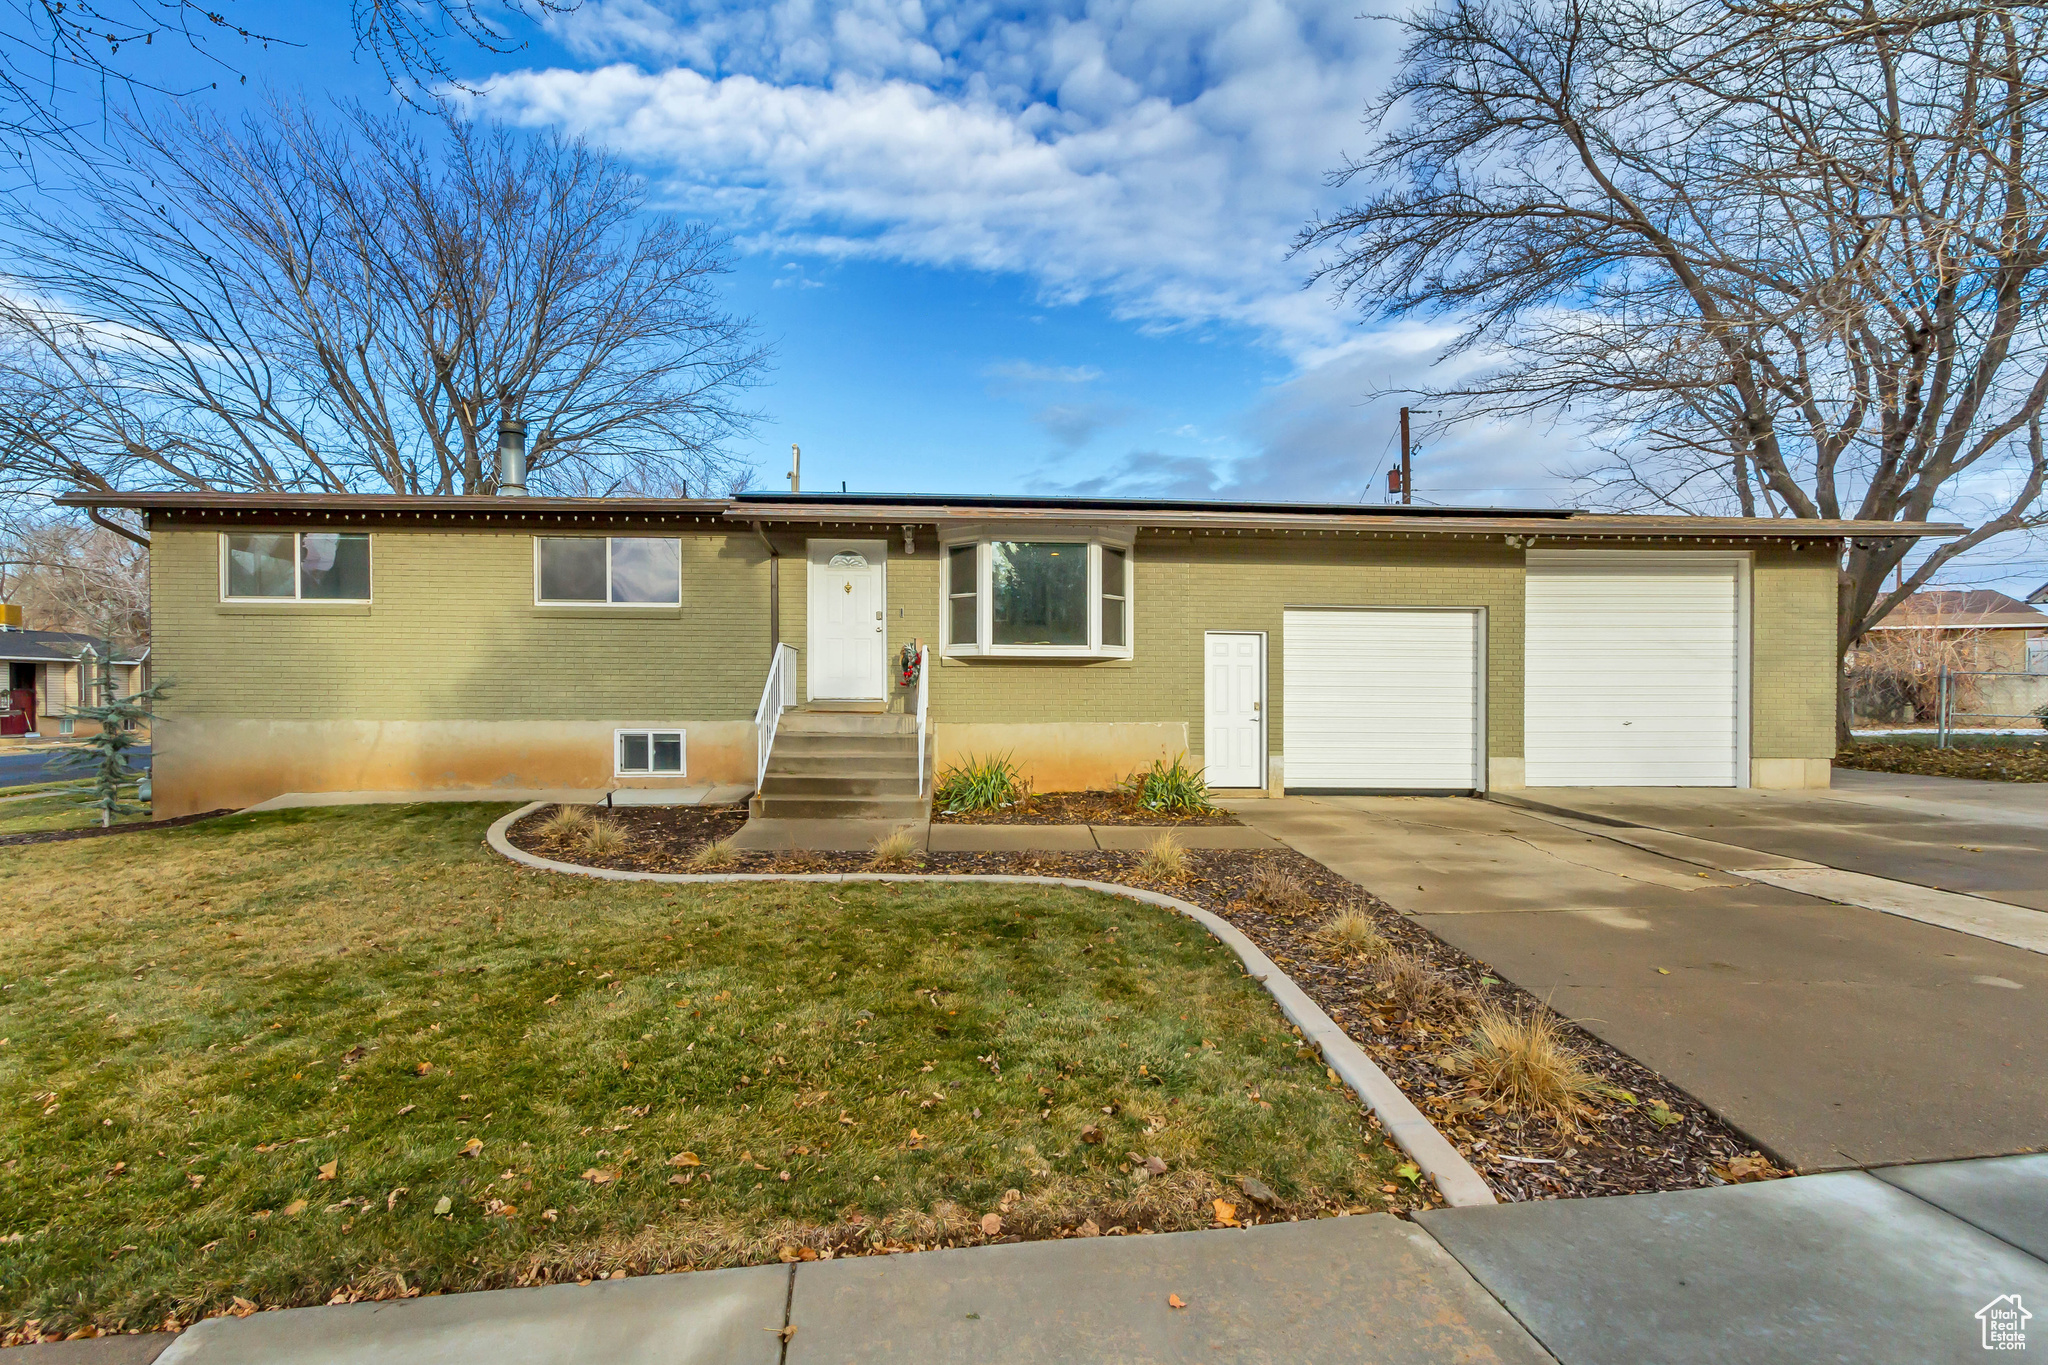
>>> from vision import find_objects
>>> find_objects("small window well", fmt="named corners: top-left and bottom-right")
top-left (616, 729), bottom-right (685, 776)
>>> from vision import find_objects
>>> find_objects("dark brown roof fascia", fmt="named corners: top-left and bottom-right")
top-left (51, 490), bottom-right (1963, 541)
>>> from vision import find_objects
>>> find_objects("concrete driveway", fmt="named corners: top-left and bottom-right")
top-left (1500, 769), bottom-right (2048, 911)
top-left (1229, 791), bottom-right (2048, 1172)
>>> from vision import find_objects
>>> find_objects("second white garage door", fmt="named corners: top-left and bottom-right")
top-left (1524, 552), bottom-right (1746, 786)
top-left (1282, 608), bottom-right (1483, 790)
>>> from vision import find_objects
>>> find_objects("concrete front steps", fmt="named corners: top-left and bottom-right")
top-left (750, 706), bottom-right (930, 822)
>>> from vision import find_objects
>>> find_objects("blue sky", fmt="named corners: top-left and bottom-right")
top-left (37, 0), bottom-right (2048, 589)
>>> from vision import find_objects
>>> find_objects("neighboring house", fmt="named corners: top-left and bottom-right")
top-left (1866, 588), bottom-right (2048, 674)
top-left (0, 619), bottom-right (150, 739)
top-left (59, 489), bottom-right (1956, 818)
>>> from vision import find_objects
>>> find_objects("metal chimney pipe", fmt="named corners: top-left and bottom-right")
top-left (496, 419), bottom-right (529, 496)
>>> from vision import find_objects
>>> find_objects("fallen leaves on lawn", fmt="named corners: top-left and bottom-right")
top-left (414, 1062), bottom-right (432, 1076)
top-left (317, 1160), bottom-right (338, 1181)
top-left (582, 1168), bottom-right (620, 1185)
top-left (667, 1151), bottom-right (701, 1167)
top-left (386, 1187), bottom-right (407, 1212)
top-left (1211, 1199), bottom-right (1238, 1227)
top-left (459, 1138), bottom-right (483, 1158)
top-left (979, 1213), bottom-right (1002, 1236)
top-left (283, 1199), bottom-right (308, 1216)
top-left (433, 1197), bottom-right (452, 1216)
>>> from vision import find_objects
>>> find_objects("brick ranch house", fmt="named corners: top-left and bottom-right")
top-left (59, 489), bottom-right (1955, 819)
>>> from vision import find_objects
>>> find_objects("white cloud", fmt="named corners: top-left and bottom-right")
top-left (983, 360), bottom-right (1103, 384)
top-left (474, 1), bottom-right (1392, 358)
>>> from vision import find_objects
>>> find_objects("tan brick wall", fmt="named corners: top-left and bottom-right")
top-left (150, 522), bottom-right (1840, 803)
top-left (1750, 544), bottom-right (1839, 760)
top-left (870, 533), bottom-right (1527, 765)
top-left (153, 525), bottom-right (772, 722)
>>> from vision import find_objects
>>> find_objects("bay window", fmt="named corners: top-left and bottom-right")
top-left (942, 536), bottom-right (1133, 658)
top-left (536, 537), bottom-right (681, 605)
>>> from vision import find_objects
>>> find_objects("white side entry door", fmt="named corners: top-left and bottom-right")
top-left (1204, 632), bottom-right (1265, 788)
top-left (808, 541), bottom-right (886, 700)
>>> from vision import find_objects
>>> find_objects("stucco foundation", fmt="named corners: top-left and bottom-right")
top-left (930, 721), bottom-right (1189, 792)
top-left (152, 718), bottom-right (756, 817)
top-left (1751, 757), bottom-right (1832, 790)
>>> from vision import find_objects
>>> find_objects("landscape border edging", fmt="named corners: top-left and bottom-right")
top-left (485, 802), bottom-right (1497, 1208)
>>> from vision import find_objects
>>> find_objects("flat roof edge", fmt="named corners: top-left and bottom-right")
top-left (49, 490), bottom-right (1962, 538)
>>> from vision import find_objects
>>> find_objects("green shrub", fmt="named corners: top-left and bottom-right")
top-left (934, 752), bottom-right (1025, 814)
top-left (1118, 754), bottom-right (1217, 814)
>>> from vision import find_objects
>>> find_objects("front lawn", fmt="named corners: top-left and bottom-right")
top-left (0, 786), bottom-right (150, 839)
top-left (0, 804), bottom-right (1404, 1341)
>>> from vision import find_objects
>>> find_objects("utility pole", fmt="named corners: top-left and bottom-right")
top-left (1399, 407), bottom-right (1412, 505)
top-left (789, 443), bottom-right (801, 493)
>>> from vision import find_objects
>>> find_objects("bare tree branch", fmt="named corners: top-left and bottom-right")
top-left (0, 99), bottom-right (768, 498)
top-left (1299, 0), bottom-right (2048, 737)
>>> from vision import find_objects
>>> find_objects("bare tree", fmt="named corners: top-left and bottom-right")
top-left (1299, 0), bottom-right (2048, 735)
top-left (0, 101), bottom-right (767, 498)
top-left (0, 509), bottom-right (148, 644)
top-left (0, 0), bottom-right (578, 169)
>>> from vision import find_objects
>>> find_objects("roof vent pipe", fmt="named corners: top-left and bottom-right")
top-left (497, 419), bottom-right (529, 496)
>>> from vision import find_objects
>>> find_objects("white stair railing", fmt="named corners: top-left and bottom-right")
top-left (914, 642), bottom-right (930, 795)
top-left (753, 642), bottom-right (797, 792)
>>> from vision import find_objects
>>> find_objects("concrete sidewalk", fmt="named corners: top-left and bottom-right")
top-left (66, 1155), bottom-right (2046, 1364)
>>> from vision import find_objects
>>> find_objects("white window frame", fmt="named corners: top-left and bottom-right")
top-left (939, 529), bottom-right (1135, 660)
top-left (533, 537), bottom-right (683, 607)
top-left (614, 727), bottom-right (687, 777)
top-left (219, 531), bottom-right (373, 603)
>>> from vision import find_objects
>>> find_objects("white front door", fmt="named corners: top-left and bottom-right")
top-left (808, 540), bottom-right (887, 700)
top-left (1204, 632), bottom-right (1265, 788)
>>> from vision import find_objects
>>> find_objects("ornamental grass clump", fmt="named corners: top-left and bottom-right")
top-left (868, 827), bottom-right (920, 868)
top-left (1118, 755), bottom-right (1217, 815)
top-left (1317, 908), bottom-right (1388, 960)
top-left (1137, 833), bottom-right (1189, 880)
top-left (1444, 1004), bottom-right (1601, 1123)
top-left (934, 753), bottom-right (1026, 814)
top-left (1372, 951), bottom-right (1461, 1016)
top-left (1247, 864), bottom-right (1317, 915)
top-left (539, 805), bottom-right (594, 840)
top-left (583, 819), bottom-right (629, 855)
top-left (688, 838), bottom-right (737, 870)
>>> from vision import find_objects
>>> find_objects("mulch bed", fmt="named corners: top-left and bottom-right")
top-left (508, 806), bottom-right (1784, 1203)
top-left (0, 809), bottom-right (233, 848)
top-left (1837, 741), bottom-right (2048, 783)
top-left (933, 789), bottom-right (1241, 826)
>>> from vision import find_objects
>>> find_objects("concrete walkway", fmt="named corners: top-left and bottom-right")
top-left (731, 817), bottom-right (1283, 853)
top-left (1498, 770), bottom-right (2048, 911)
top-left (68, 1155), bottom-right (2045, 1364)
top-left (1228, 795), bottom-right (2048, 1171)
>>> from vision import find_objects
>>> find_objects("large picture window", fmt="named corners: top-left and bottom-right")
top-left (536, 537), bottom-right (682, 605)
top-left (942, 537), bottom-right (1132, 658)
top-left (222, 532), bottom-right (371, 602)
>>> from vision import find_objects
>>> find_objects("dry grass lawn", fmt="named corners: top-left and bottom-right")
top-left (0, 803), bottom-right (1405, 1341)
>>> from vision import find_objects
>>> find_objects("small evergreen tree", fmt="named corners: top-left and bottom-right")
top-left (52, 642), bottom-right (167, 829)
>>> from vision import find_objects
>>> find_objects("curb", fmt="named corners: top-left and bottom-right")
top-left (485, 802), bottom-right (1497, 1208)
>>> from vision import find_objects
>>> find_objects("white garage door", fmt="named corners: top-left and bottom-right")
top-left (1282, 609), bottom-right (1482, 790)
top-left (1525, 552), bottom-right (1746, 786)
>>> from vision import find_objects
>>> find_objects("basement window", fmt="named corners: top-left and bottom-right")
top-left (536, 537), bottom-right (682, 605)
top-left (616, 729), bottom-right (685, 776)
top-left (221, 532), bottom-right (371, 602)
top-left (941, 536), bottom-right (1133, 659)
